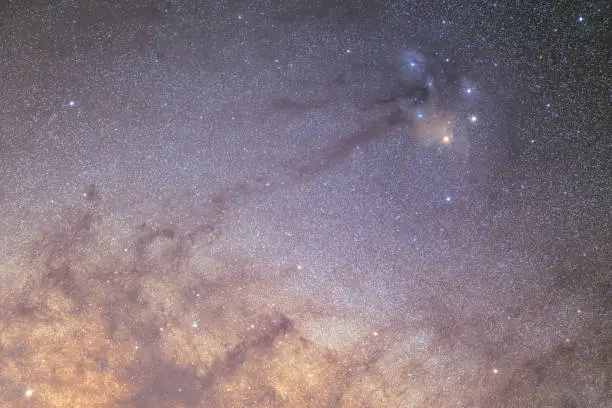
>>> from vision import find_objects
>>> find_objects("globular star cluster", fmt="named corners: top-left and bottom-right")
top-left (0, 1), bottom-right (609, 407)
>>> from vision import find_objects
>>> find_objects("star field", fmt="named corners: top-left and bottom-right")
top-left (0, 1), bottom-right (609, 407)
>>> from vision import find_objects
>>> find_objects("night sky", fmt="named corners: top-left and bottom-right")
top-left (0, 1), bottom-right (609, 407)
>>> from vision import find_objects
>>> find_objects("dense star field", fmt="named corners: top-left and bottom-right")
top-left (0, 1), bottom-right (609, 407)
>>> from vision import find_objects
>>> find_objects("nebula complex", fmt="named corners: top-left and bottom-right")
top-left (0, 1), bottom-right (608, 408)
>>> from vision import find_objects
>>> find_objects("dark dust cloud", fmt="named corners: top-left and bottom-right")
top-left (0, 1), bottom-right (610, 407)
